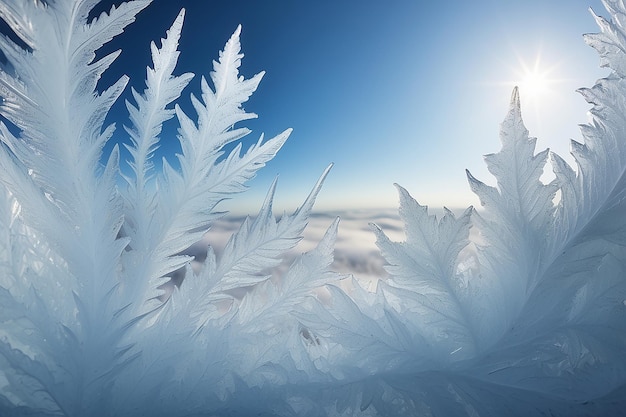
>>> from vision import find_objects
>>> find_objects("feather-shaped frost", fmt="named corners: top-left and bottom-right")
top-left (371, 185), bottom-right (478, 359)
top-left (0, 1), bottom-right (339, 415)
top-left (313, 3), bottom-right (626, 411)
top-left (463, 87), bottom-right (561, 344)
top-left (1, 0), bottom-right (626, 416)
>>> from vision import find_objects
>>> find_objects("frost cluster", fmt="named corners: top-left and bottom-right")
top-left (0, 1), bottom-right (625, 416)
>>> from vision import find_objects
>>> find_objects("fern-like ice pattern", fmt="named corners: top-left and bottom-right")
top-left (0, 0), bottom-right (624, 416)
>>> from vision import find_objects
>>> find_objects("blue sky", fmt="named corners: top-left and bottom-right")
top-left (99, 0), bottom-right (607, 214)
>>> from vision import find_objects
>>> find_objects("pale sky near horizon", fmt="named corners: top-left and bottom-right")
top-left (97, 0), bottom-right (608, 215)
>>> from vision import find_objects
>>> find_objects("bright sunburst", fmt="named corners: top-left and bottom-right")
top-left (520, 69), bottom-right (551, 100)
top-left (514, 52), bottom-right (561, 102)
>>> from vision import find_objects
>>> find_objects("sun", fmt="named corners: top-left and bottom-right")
top-left (514, 53), bottom-right (560, 103)
top-left (520, 68), bottom-right (551, 100)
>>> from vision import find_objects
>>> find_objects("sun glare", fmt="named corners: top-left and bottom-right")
top-left (516, 54), bottom-right (558, 102)
top-left (520, 69), bottom-right (551, 100)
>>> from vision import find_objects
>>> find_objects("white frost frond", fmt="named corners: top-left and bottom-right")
top-left (0, 0), bottom-right (625, 416)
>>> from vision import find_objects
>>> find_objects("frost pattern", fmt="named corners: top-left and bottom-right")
top-left (0, 0), bottom-right (625, 416)
top-left (0, 1), bottom-right (339, 415)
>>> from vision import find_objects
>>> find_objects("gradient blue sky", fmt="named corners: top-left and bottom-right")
top-left (97, 0), bottom-right (607, 214)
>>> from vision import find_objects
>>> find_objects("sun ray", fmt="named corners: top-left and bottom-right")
top-left (515, 51), bottom-right (561, 102)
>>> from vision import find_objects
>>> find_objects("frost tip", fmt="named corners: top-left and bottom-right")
top-left (510, 86), bottom-right (520, 108)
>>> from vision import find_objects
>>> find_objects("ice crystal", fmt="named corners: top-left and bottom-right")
top-left (0, 1), bottom-right (625, 416)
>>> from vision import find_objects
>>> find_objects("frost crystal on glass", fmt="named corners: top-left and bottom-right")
top-left (0, 0), bottom-right (625, 416)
